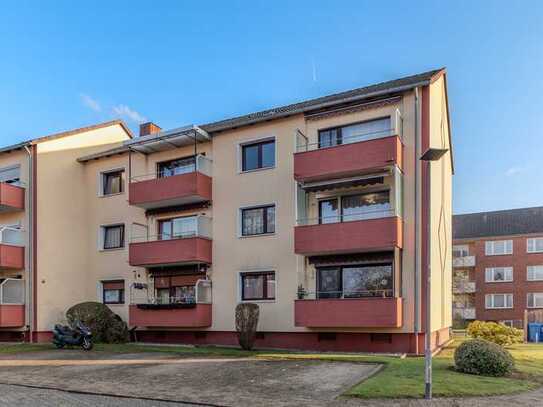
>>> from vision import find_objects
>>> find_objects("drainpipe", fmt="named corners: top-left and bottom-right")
top-left (23, 145), bottom-right (33, 342)
top-left (414, 88), bottom-right (421, 352)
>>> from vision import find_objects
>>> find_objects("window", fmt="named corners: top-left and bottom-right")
top-left (485, 293), bottom-right (513, 309)
top-left (318, 117), bottom-right (391, 148)
top-left (0, 165), bottom-right (20, 185)
top-left (159, 216), bottom-right (198, 240)
top-left (157, 156), bottom-right (196, 178)
top-left (102, 281), bottom-right (125, 304)
top-left (528, 293), bottom-right (543, 308)
top-left (485, 267), bottom-right (513, 282)
top-left (318, 191), bottom-right (391, 224)
top-left (102, 169), bottom-right (124, 196)
top-left (528, 265), bottom-right (543, 281)
top-left (153, 274), bottom-right (200, 305)
top-left (241, 205), bottom-right (275, 236)
top-left (317, 264), bottom-right (393, 299)
top-left (527, 237), bottom-right (543, 253)
top-left (102, 224), bottom-right (124, 250)
top-left (453, 245), bottom-right (469, 258)
top-left (241, 272), bottom-right (275, 301)
top-left (500, 320), bottom-right (514, 328)
top-left (485, 240), bottom-right (513, 256)
top-left (241, 139), bottom-right (275, 172)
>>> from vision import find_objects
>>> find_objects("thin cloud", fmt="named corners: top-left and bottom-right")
top-left (80, 93), bottom-right (101, 112)
top-left (112, 104), bottom-right (147, 124)
top-left (505, 166), bottom-right (523, 177)
top-left (311, 58), bottom-right (318, 82)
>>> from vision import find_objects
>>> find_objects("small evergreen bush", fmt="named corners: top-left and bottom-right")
top-left (454, 339), bottom-right (514, 377)
top-left (66, 302), bottom-right (129, 343)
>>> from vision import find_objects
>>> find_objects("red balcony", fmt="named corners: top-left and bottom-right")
top-left (129, 237), bottom-right (212, 267)
top-left (0, 305), bottom-right (25, 327)
top-left (294, 216), bottom-right (402, 256)
top-left (129, 172), bottom-right (212, 210)
top-left (0, 244), bottom-right (24, 270)
top-left (295, 297), bottom-right (402, 328)
top-left (0, 183), bottom-right (25, 212)
top-left (129, 304), bottom-right (212, 328)
top-left (294, 135), bottom-right (402, 183)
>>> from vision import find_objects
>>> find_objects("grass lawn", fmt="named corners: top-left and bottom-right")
top-left (1, 338), bottom-right (542, 399)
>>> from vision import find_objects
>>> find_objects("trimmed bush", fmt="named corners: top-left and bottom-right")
top-left (235, 303), bottom-right (259, 350)
top-left (467, 320), bottom-right (523, 346)
top-left (66, 302), bottom-right (129, 343)
top-left (454, 339), bottom-right (514, 377)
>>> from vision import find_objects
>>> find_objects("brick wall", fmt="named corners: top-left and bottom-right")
top-left (455, 235), bottom-right (543, 326)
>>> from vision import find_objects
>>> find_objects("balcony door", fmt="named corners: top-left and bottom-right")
top-left (318, 190), bottom-right (391, 224)
top-left (157, 156), bottom-right (196, 178)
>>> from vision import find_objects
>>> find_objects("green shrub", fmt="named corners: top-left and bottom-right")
top-left (467, 320), bottom-right (523, 346)
top-left (454, 339), bottom-right (514, 377)
top-left (66, 302), bottom-right (129, 343)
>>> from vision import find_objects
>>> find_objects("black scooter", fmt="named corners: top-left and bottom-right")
top-left (52, 321), bottom-right (93, 351)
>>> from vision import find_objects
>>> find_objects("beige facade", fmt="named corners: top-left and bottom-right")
top-left (0, 69), bottom-right (453, 353)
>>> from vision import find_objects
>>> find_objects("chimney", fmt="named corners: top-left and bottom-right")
top-left (139, 122), bottom-right (162, 137)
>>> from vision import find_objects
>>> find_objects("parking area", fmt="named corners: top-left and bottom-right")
top-left (0, 350), bottom-right (380, 407)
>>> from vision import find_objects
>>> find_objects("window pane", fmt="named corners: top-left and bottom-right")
top-left (528, 265), bottom-right (543, 281)
top-left (485, 295), bottom-right (491, 308)
top-left (158, 157), bottom-right (196, 177)
top-left (173, 286), bottom-right (196, 303)
top-left (242, 144), bottom-right (260, 171)
top-left (261, 141), bottom-right (275, 168)
top-left (159, 220), bottom-right (172, 240)
top-left (341, 118), bottom-right (391, 144)
top-left (342, 264), bottom-right (393, 298)
top-left (506, 294), bottom-right (513, 308)
top-left (172, 216), bottom-right (198, 237)
top-left (494, 295), bottom-right (505, 308)
top-left (319, 199), bottom-right (339, 224)
top-left (341, 191), bottom-right (391, 221)
top-left (242, 207), bottom-right (264, 235)
top-left (266, 206), bottom-right (275, 233)
top-left (266, 275), bottom-right (276, 299)
top-left (243, 274), bottom-right (264, 299)
top-left (104, 225), bottom-right (123, 249)
top-left (318, 129), bottom-right (340, 148)
top-left (318, 268), bottom-right (341, 299)
top-left (156, 288), bottom-right (170, 304)
top-left (528, 238), bottom-right (543, 253)
top-left (103, 171), bottom-right (123, 195)
top-left (104, 289), bottom-right (120, 303)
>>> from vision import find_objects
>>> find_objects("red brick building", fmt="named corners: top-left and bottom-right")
top-left (453, 207), bottom-right (543, 328)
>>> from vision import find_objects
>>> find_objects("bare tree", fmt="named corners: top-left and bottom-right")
top-left (235, 303), bottom-right (260, 350)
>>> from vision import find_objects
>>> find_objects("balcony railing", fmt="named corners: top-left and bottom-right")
top-left (0, 182), bottom-right (25, 212)
top-left (295, 294), bottom-right (402, 328)
top-left (129, 155), bottom-right (212, 210)
top-left (453, 256), bottom-right (476, 268)
top-left (453, 281), bottom-right (476, 294)
top-left (0, 278), bottom-right (25, 327)
top-left (298, 289), bottom-right (393, 300)
top-left (129, 216), bottom-right (212, 266)
top-left (129, 280), bottom-right (212, 327)
top-left (0, 227), bottom-right (24, 270)
top-left (294, 209), bottom-right (402, 255)
top-left (453, 307), bottom-right (476, 320)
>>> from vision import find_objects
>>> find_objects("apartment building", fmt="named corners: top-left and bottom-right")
top-left (453, 207), bottom-right (543, 328)
top-left (0, 68), bottom-right (453, 353)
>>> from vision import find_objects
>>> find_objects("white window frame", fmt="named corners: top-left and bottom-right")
top-left (98, 223), bottom-right (126, 251)
top-left (527, 237), bottom-right (543, 253)
top-left (98, 167), bottom-right (125, 197)
top-left (485, 293), bottom-right (513, 309)
top-left (527, 293), bottom-right (543, 309)
top-left (453, 245), bottom-right (469, 258)
top-left (237, 269), bottom-right (277, 303)
top-left (485, 240), bottom-right (513, 256)
top-left (485, 267), bottom-right (513, 283)
top-left (238, 202), bottom-right (277, 238)
top-left (237, 135), bottom-right (276, 174)
top-left (527, 265), bottom-right (543, 281)
top-left (500, 320), bottom-right (514, 328)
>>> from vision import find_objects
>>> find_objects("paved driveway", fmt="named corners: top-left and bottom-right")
top-left (0, 350), bottom-right (379, 407)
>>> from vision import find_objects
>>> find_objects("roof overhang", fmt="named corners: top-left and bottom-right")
top-left (124, 125), bottom-right (210, 154)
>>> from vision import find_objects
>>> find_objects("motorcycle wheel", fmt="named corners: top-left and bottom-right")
top-left (53, 341), bottom-right (65, 349)
top-left (82, 337), bottom-right (93, 351)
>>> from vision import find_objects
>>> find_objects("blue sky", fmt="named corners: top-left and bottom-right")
top-left (0, 1), bottom-right (541, 214)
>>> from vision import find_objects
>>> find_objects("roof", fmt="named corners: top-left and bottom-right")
top-left (200, 68), bottom-right (445, 133)
top-left (77, 67), bottom-right (449, 163)
top-left (0, 120), bottom-right (133, 155)
top-left (453, 207), bottom-right (543, 240)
